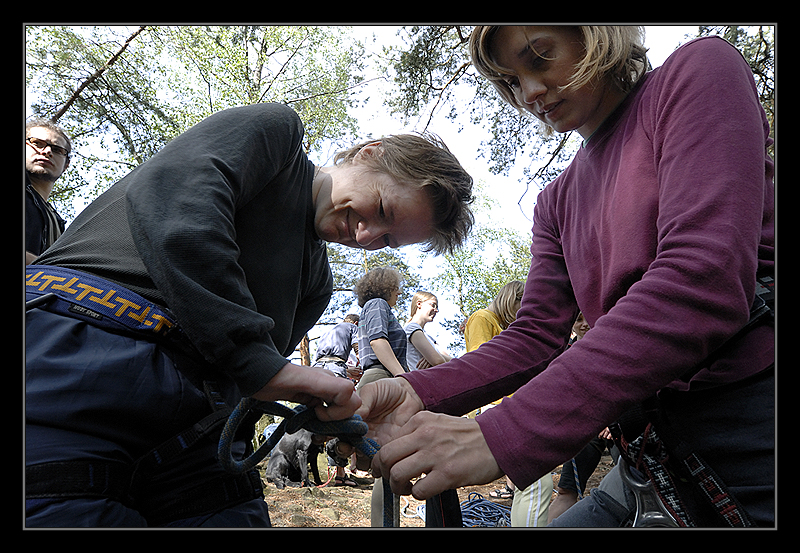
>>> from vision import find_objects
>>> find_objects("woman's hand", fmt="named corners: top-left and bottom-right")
top-left (251, 362), bottom-right (361, 422)
top-left (357, 377), bottom-right (504, 500)
top-left (355, 377), bottom-right (425, 446)
top-left (371, 410), bottom-right (505, 500)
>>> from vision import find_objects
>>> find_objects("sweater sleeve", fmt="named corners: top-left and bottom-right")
top-left (125, 104), bottom-right (309, 394)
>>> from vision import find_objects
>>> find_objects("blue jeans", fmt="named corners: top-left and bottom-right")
top-left (550, 366), bottom-right (775, 528)
top-left (25, 306), bottom-right (270, 528)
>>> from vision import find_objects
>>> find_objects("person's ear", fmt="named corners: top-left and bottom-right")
top-left (353, 141), bottom-right (383, 163)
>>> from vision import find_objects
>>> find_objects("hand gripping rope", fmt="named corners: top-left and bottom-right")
top-left (218, 398), bottom-right (397, 527)
top-left (218, 398), bottom-right (379, 474)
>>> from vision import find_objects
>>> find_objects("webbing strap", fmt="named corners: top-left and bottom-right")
top-left (646, 393), bottom-right (759, 528)
top-left (26, 383), bottom-right (264, 525)
top-left (25, 265), bottom-right (179, 340)
top-left (26, 460), bottom-right (132, 501)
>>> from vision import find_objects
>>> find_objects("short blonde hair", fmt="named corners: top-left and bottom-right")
top-left (469, 26), bottom-right (649, 136)
top-left (334, 134), bottom-right (474, 255)
top-left (488, 280), bottom-right (525, 329)
top-left (354, 267), bottom-right (403, 307)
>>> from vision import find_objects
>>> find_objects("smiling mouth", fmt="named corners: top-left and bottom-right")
top-left (345, 210), bottom-right (360, 247)
top-left (540, 101), bottom-right (562, 117)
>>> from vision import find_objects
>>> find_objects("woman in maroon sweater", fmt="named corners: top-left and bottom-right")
top-left (358, 26), bottom-right (774, 527)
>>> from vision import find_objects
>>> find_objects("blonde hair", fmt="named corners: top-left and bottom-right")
top-left (354, 267), bottom-right (403, 307)
top-left (334, 134), bottom-right (474, 255)
top-left (408, 290), bottom-right (437, 319)
top-left (488, 280), bottom-right (525, 329)
top-left (469, 26), bottom-right (649, 136)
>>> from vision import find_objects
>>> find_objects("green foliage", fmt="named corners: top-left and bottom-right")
top-left (156, 26), bottom-right (365, 156)
top-left (384, 25), bottom-right (776, 183)
top-left (416, 182), bottom-right (532, 350)
top-left (25, 25), bottom-right (366, 219)
top-left (323, 244), bottom-right (423, 325)
top-left (26, 26), bottom-right (178, 218)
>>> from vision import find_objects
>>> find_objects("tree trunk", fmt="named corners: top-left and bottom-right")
top-left (299, 334), bottom-right (311, 366)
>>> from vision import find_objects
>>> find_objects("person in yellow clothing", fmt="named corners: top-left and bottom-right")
top-left (464, 281), bottom-right (554, 526)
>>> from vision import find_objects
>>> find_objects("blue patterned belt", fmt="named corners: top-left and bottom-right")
top-left (25, 265), bottom-right (179, 339)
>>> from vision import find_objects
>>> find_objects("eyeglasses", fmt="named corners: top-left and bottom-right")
top-left (26, 136), bottom-right (70, 157)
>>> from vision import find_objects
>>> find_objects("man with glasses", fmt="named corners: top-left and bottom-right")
top-left (25, 118), bottom-right (72, 264)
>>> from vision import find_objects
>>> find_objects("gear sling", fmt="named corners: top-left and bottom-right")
top-left (610, 273), bottom-right (774, 527)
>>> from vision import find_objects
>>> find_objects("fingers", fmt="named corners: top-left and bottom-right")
top-left (314, 385), bottom-right (362, 422)
top-left (356, 377), bottom-right (423, 421)
top-left (251, 363), bottom-right (361, 420)
top-left (371, 411), bottom-right (442, 498)
top-left (369, 418), bottom-right (427, 495)
top-left (355, 378), bottom-right (425, 450)
top-left (372, 412), bottom-right (504, 500)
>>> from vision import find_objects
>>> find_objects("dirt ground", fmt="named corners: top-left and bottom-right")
top-left (259, 453), bottom-right (615, 528)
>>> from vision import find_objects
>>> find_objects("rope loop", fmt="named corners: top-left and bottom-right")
top-left (218, 397), bottom-right (379, 475)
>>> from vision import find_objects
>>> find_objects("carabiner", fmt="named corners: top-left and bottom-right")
top-left (618, 457), bottom-right (679, 528)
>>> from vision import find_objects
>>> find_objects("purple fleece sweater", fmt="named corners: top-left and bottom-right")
top-left (402, 37), bottom-right (775, 489)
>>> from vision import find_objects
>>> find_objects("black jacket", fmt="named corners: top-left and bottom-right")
top-left (25, 179), bottom-right (66, 257)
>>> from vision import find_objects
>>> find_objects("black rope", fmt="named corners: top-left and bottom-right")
top-left (218, 398), bottom-right (398, 526)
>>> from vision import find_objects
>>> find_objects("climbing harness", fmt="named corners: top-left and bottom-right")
top-left (218, 397), bottom-right (402, 527)
top-left (25, 265), bottom-right (180, 340)
top-left (25, 378), bottom-right (265, 525)
top-left (611, 272), bottom-right (774, 528)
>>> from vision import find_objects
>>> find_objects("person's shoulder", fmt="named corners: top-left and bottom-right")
top-left (251, 102), bottom-right (302, 121)
top-left (224, 102), bottom-right (298, 117)
top-left (206, 103), bottom-right (303, 132)
top-left (469, 308), bottom-right (492, 320)
top-left (364, 297), bottom-right (389, 310)
top-left (660, 36), bottom-right (745, 72)
top-left (674, 35), bottom-right (737, 55)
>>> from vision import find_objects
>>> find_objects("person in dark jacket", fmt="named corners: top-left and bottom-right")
top-left (25, 118), bottom-right (71, 264)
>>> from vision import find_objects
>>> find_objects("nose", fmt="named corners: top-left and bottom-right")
top-left (517, 74), bottom-right (546, 107)
top-left (355, 220), bottom-right (389, 250)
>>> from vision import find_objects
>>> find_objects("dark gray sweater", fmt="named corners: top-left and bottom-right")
top-left (38, 103), bottom-right (333, 396)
